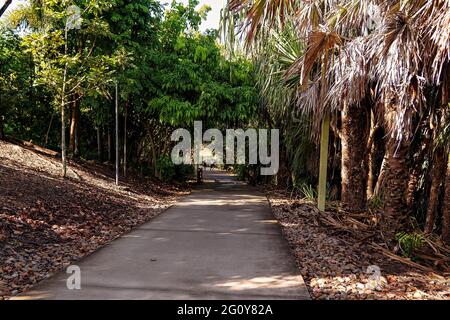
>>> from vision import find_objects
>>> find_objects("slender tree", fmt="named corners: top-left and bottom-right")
top-left (442, 159), bottom-right (450, 244)
top-left (0, 0), bottom-right (12, 18)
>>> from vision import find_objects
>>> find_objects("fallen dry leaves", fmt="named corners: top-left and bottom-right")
top-left (264, 189), bottom-right (450, 300)
top-left (0, 140), bottom-right (189, 299)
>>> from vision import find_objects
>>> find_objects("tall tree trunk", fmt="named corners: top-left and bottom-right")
top-left (406, 114), bottom-right (433, 213)
top-left (0, 82), bottom-right (3, 139)
top-left (61, 26), bottom-right (68, 178)
top-left (367, 113), bottom-right (376, 199)
top-left (123, 101), bottom-right (128, 178)
top-left (44, 112), bottom-right (54, 146)
top-left (69, 98), bottom-right (80, 157)
top-left (367, 125), bottom-right (384, 198)
top-left (115, 81), bottom-right (119, 186)
top-left (341, 102), bottom-right (370, 212)
top-left (374, 155), bottom-right (387, 197)
top-left (442, 158), bottom-right (450, 245)
top-left (0, 115), bottom-right (4, 140)
top-left (107, 125), bottom-right (112, 162)
top-left (383, 136), bottom-right (410, 238)
top-left (96, 127), bottom-right (103, 161)
top-left (318, 113), bottom-right (330, 211)
top-left (406, 166), bottom-right (421, 214)
top-left (149, 133), bottom-right (157, 177)
top-left (439, 70), bottom-right (450, 243)
top-left (425, 147), bottom-right (448, 234)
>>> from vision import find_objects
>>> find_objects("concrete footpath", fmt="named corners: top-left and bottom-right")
top-left (15, 171), bottom-right (310, 299)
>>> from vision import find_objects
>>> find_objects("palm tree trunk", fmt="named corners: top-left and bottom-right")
top-left (406, 166), bottom-right (421, 213)
top-left (424, 147), bottom-right (447, 234)
top-left (367, 114), bottom-right (376, 199)
top-left (442, 158), bottom-right (450, 245)
top-left (383, 136), bottom-right (410, 237)
top-left (317, 113), bottom-right (330, 211)
top-left (341, 102), bottom-right (369, 211)
top-left (440, 72), bottom-right (450, 244)
top-left (406, 118), bottom-right (433, 213)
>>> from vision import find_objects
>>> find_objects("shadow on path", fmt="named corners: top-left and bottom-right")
top-left (14, 170), bottom-right (310, 300)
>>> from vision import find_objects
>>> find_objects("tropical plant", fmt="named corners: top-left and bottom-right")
top-left (225, 0), bottom-right (450, 242)
top-left (395, 232), bottom-right (425, 258)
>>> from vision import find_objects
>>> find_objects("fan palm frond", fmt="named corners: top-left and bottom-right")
top-left (229, 0), bottom-right (297, 43)
top-left (326, 36), bottom-right (369, 110)
top-left (286, 28), bottom-right (342, 87)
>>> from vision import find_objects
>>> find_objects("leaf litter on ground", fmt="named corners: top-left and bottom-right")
top-left (0, 140), bottom-right (189, 299)
top-left (263, 187), bottom-right (449, 300)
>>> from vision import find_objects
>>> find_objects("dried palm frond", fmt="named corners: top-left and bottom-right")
top-left (326, 37), bottom-right (369, 110)
top-left (326, 0), bottom-right (382, 36)
top-left (295, 78), bottom-right (321, 116)
top-left (229, 0), bottom-right (298, 43)
top-left (294, 0), bottom-right (323, 34)
top-left (427, 2), bottom-right (450, 84)
top-left (286, 27), bottom-right (343, 87)
top-left (228, 0), bottom-right (450, 141)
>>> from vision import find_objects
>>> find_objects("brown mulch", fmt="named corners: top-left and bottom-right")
top-left (0, 140), bottom-right (189, 299)
top-left (264, 188), bottom-right (450, 300)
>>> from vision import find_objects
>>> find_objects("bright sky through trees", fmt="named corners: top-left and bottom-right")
top-left (158, 0), bottom-right (223, 31)
top-left (2, 0), bottom-right (224, 32)
top-left (1, 0), bottom-right (25, 17)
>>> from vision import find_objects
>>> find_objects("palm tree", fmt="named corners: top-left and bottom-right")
top-left (364, 1), bottom-right (449, 236)
top-left (443, 156), bottom-right (450, 244)
top-left (228, 0), bottom-right (371, 212)
top-left (227, 0), bottom-right (450, 238)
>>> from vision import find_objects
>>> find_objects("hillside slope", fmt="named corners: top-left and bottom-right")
top-left (0, 140), bottom-right (188, 298)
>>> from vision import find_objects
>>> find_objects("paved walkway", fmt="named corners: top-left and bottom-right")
top-left (15, 171), bottom-right (309, 300)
